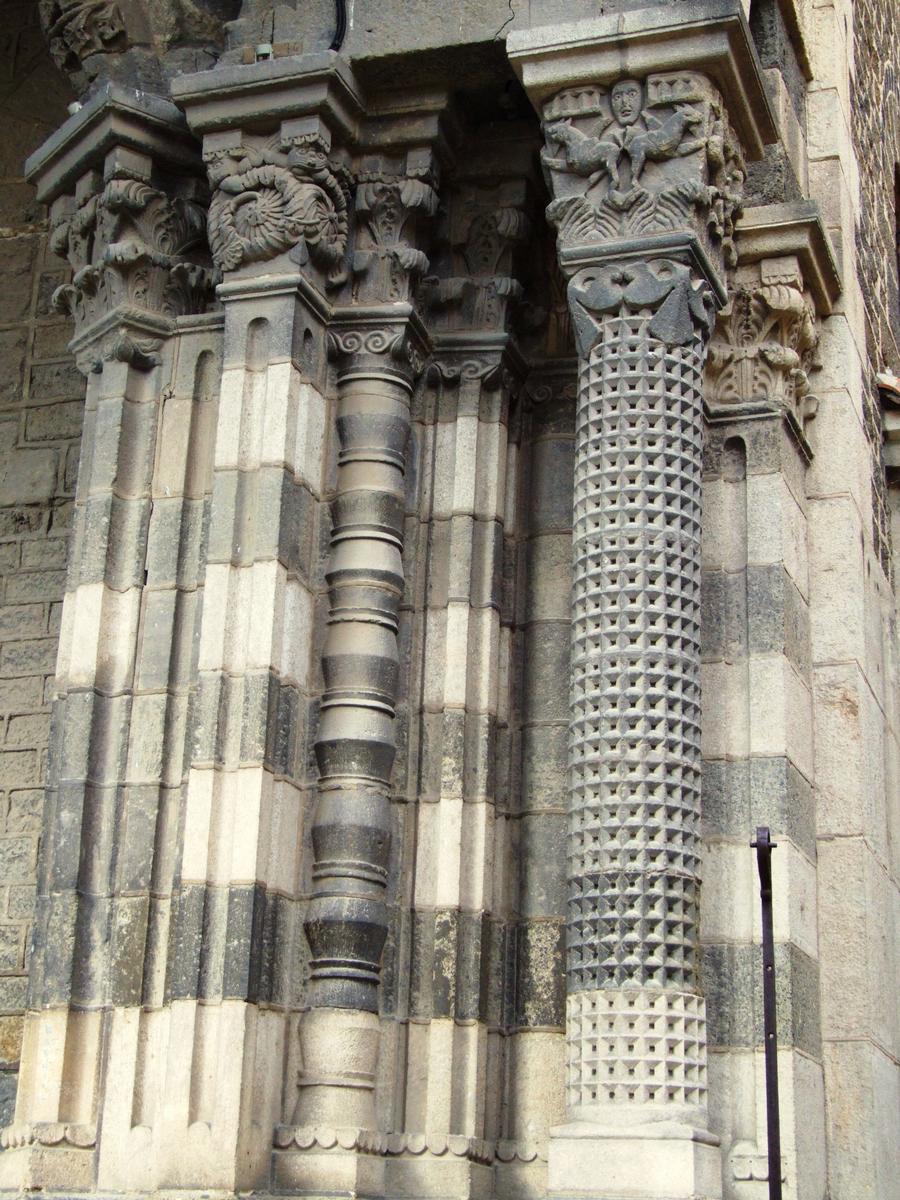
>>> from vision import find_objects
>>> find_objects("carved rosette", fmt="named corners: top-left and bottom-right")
top-left (207, 134), bottom-right (350, 279)
top-left (707, 256), bottom-right (819, 424)
top-left (49, 170), bottom-right (216, 370)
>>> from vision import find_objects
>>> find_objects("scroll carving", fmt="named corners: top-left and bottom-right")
top-left (207, 134), bottom-right (350, 278)
top-left (541, 73), bottom-right (744, 267)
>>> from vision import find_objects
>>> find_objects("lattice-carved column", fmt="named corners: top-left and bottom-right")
top-left (509, 7), bottom-right (776, 1197)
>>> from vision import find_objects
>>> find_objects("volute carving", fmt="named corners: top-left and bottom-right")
top-left (207, 133), bottom-right (350, 279)
top-left (541, 72), bottom-right (744, 268)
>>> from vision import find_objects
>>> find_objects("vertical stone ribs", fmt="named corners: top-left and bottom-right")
top-left (567, 312), bottom-right (707, 1113)
top-left (307, 352), bottom-right (412, 1013)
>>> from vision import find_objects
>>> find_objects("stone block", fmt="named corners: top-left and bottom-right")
top-left (0, 236), bottom-right (37, 324)
top-left (24, 401), bottom-right (83, 443)
top-left (29, 361), bottom-right (84, 401)
top-left (548, 1125), bottom-right (722, 1200)
top-left (0, 328), bottom-right (27, 398)
top-left (0, 448), bottom-right (58, 506)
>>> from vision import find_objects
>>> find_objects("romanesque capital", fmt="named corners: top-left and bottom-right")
top-left (540, 71), bottom-right (744, 286)
top-left (26, 86), bottom-right (216, 372)
top-left (39, 0), bottom-right (237, 97)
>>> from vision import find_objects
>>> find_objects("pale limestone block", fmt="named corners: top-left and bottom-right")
top-left (748, 657), bottom-right (813, 781)
top-left (459, 799), bottom-right (493, 911)
top-left (548, 1127), bottom-right (722, 1200)
top-left (97, 1009), bottom-right (151, 1191)
top-left (747, 474), bottom-right (808, 599)
top-left (447, 515), bottom-right (475, 602)
top-left (264, 781), bottom-right (307, 894)
top-left (198, 562), bottom-right (230, 670)
top-left (212, 368), bottom-right (245, 469)
top-left (756, 839), bottom-right (819, 963)
top-left (431, 421), bottom-right (459, 519)
top-left (54, 581), bottom-right (99, 689)
top-left (294, 380), bottom-right (327, 493)
top-left (809, 313), bottom-right (863, 411)
top-left (156, 391), bottom-right (194, 497)
top-left (862, 570), bottom-right (890, 713)
top-left (0, 1145), bottom-right (93, 1192)
top-left (805, 390), bottom-right (870, 511)
top-left (443, 601), bottom-right (470, 709)
top-left (507, 1030), bottom-right (566, 1141)
top-left (404, 1019), bottom-right (433, 1130)
top-left (181, 768), bottom-right (214, 882)
top-left (806, 1), bottom-right (850, 97)
top-left (822, 1040), bottom-right (890, 1200)
top-left (452, 411), bottom-right (480, 516)
top-left (495, 1158), bottom-right (548, 1200)
top-left (701, 840), bottom-right (755, 943)
top-left (700, 661), bottom-right (733, 760)
top-left (813, 663), bottom-right (888, 855)
top-left (239, 560), bottom-right (281, 670)
top-left (386, 1153), bottom-right (490, 1199)
top-left (466, 606), bottom-right (500, 716)
top-left (707, 1048), bottom-right (757, 1180)
top-left (474, 418), bottom-right (506, 521)
top-left (754, 1049), bottom-right (827, 1200)
top-left (258, 359), bottom-right (295, 467)
top-left (219, 767), bottom-right (269, 885)
top-left (434, 795), bottom-right (464, 908)
top-left (805, 88), bottom-right (857, 196)
top-left (275, 1148), bottom-right (385, 1194)
top-left (764, 69), bottom-right (808, 194)
top-left (276, 576), bottom-right (314, 688)
top-left (808, 497), bottom-right (865, 663)
top-left (422, 1019), bottom-right (455, 1134)
top-left (239, 368), bottom-right (267, 469)
top-left (422, 608), bottom-right (448, 710)
top-left (15, 1009), bottom-right (68, 1120)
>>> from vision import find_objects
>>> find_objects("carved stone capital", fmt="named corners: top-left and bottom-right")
top-left (206, 131), bottom-right (351, 279)
top-left (39, 0), bottom-right (239, 97)
top-left (350, 163), bottom-right (439, 305)
top-left (327, 306), bottom-right (431, 385)
top-left (423, 183), bottom-right (531, 333)
top-left (26, 89), bottom-right (215, 373)
top-left (707, 255), bottom-right (818, 423)
top-left (540, 71), bottom-right (744, 282)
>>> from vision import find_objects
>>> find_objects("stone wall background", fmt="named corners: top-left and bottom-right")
top-left (0, 0), bottom-right (79, 1122)
top-left (852, 0), bottom-right (900, 574)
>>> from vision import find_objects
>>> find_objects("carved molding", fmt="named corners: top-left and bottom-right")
top-left (273, 1126), bottom-right (545, 1165)
top-left (541, 72), bottom-right (744, 273)
top-left (707, 255), bottom-right (819, 423)
top-left (1, 1121), bottom-right (97, 1150)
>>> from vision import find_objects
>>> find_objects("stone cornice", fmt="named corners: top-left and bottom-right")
top-left (171, 51), bottom-right (365, 144)
top-left (507, 0), bottom-right (777, 161)
top-left (734, 201), bottom-right (841, 315)
top-left (25, 83), bottom-right (200, 204)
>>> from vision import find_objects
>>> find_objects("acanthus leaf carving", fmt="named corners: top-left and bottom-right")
top-left (350, 171), bottom-right (439, 304)
top-left (49, 168), bottom-right (217, 367)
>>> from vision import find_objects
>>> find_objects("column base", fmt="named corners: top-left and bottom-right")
top-left (0, 1142), bottom-right (94, 1192)
top-left (548, 1121), bottom-right (722, 1200)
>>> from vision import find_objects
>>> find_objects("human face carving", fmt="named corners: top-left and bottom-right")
top-left (610, 79), bottom-right (642, 126)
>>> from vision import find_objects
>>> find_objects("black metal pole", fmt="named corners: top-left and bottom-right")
top-left (751, 826), bottom-right (782, 1200)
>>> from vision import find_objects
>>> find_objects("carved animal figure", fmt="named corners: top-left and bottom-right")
top-left (626, 106), bottom-right (704, 180)
top-left (545, 120), bottom-right (621, 186)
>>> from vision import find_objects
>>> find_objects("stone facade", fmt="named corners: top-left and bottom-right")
top-left (0, 2), bottom-right (896, 1200)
